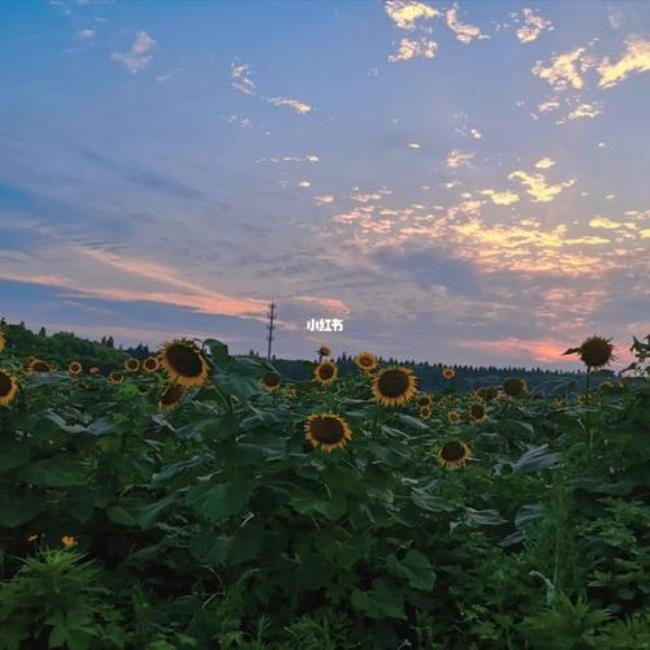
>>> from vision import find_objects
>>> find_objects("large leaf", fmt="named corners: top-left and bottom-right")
top-left (515, 503), bottom-right (544, 530)
top-left (190, 532), bottom-right (233, 565)
top-left (394, 414), bottom-right (430, 431)
top-left (410, 487), bottom-right (455, 513)
top-left (463, 507), bottom-right (507, 527)
top-left (19, 454), bottom-right (85, 487)
top-left (512, 444), bottom-right (562, 473)
top-left (0, 443), bottom-right (30, 472)
top-left (351, 579), bottom-right (406, 620)
top-left (0, 493), bottom-right (46, 527)
top-left (185, 479), bottom-right (254, 521)
top-left (386, 550), bottom-right (436, 591)
top-left (136, 494), bottom-right (177, 528)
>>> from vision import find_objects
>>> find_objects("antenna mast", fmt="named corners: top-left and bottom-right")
top-left (266, 299), bottom-right (276, 360)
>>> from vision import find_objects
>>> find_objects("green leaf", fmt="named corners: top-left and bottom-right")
top-left (394, 414), bottom-right (430, 431)
top-left (185, 479), bottom-right (254, 521)
top-left (87, 416), bottom-right (115, 436)
top-left (351, 579), bottom-right (406, 620)
top-left (106, 506), bottom-right (137, 526)
top-left (135, 494), bottom-right (177, 528)
top-left (0, 493), bottom-right (46, 527)
top-left (410, 487), bottom-right (455, 513)
top-left (515, 503), bottom-right (543, 530)
top-left (386, 549), bottom-right (436, 591)
top-left (190, 532), bottom-right (233, 565)
top-left (19, 454), bottom-right (84, 487)
top-left (204, 339), bottom-right (230, 366)
top-left (512, 444), bottom-right (562, 473)
top-left (463, 508), bottom-right (507, 527)
top-left (0, 443), bottom-right (30, 471)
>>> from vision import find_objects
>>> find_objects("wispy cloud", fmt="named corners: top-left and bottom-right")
top-left (384, 0), bottom-right (439, 30)
top-left (479, 189), bottom-right (520, 205)
top-left (111, 30), bottom-right (156, 73)
top-left (446, 149), bottom-right (474, 168)
top-left (263, 96), bottom-right (312, 114)
top-left (445, 4), bottom-right (487, 45)
top-left (231, 62), bottom-right (256, 95)
top-left (508, 170), bottom-right (575, 202)
top-left (534, 157), bottom-right (555, 169)
top-left (516, 8), bottom-right (553, 44)
top-left (597, 37), bottom-right (650, 89)
top-left (389, 37), bottom-right (437, 62)
top-left (565, 101), bottom-right (602, 121)
top-left (77, 28), bottom-right (96, 40)
top-left (532, 47), bottom-right (592, 91)
top-left (314, 195), bottom-right (335, 205)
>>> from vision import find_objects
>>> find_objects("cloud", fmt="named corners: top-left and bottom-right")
top-left (231, 62), bottom-right (256, 95)
top-left (534, 157), bottom-right (555, 169)
top-left (566, 102), bottom-right (602, 121)
top-left (532, 47), bottom-right (591, 90)
top-left (305, 155), bottom-right (320, 162)
top-left (297, 180), bottom-right (311, 188)
top-left (111, 30), bottom-right (156, 73)
top-left (479, 189), bottom-right (520, 206)
top-left (509, 170), bottom-right (575, 202)
top-left (384, 0), bottom-right (440, 30)
top-left (590, 216), bottom-right (622, 229)
top-left (292, 295), bottom-right (350, 316)
top-left (408, 142), bottom-right (421, 149)
top-left (264, 96), bottom-right (312, 114)
top-left (445, 4), bottom-right (487, 44)
top-left (446, 149), bottom-right (474, 168)
top-left (459, 337), bottom-right (571, 364)
top-left (470, 128), bottom-right (482, 139)
top-left (314, 195), bottom-right (335, 205)
top-left (538, 99), bottom-right (560, 113)
top-left (389, 37), bottom-right (438, 62)
top-left (516, 8), bottom-right (553, 44)
top-left (597, 38), bottom-right (650, 89)
top-left (77, 28), bottom-right (96, 40)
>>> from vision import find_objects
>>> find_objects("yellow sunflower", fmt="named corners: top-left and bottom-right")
top-left (261, 371), bottom-right (281, 391)
top-left (317, 345), bottom-right (331, 357)
top-left (354, 351), bottom-right (378, 372)
top-left (284, 386), bottom-right (298, 399)
top-left (437, 441), bottom-right (471, 470)
top-left (48, 363), bottom-right (58, 372)
top-left (485, 387), bottom-right (501, 401)
top-left (371, 366), bottom-right (417, 407)
top-left (108, 371), bottom-right (124, 385)
top-left (61, 535), bottom-right (76, 549)
top-left (502, 377), bottom-right (527, 397)
top-left (124, 358), bottom-right (140, 372)
top-left (304, 413), bottom-right (352, 453)
top-left (67, 361), bottom-right (82, 376)
top-left (469, 403), bottom-right (487, 423)
top-left (159, 383), bottom-right (185, 411)
top-left (417, 394), bottom-right (433, 408)
top-left (159, 339), bottom-right (209, 388)
top-left (419, 405), bottom-right (432, 420)
top-left (314, 360), bottom-right (338, 386)
top-left (89, 366), bottom-right (99, 375)
top-left (24, 359), bottom-right (51, 375)
top-left (0, 330), bottom-right (5, 353)
top-left (0, 369), bottom-right (19, 406)
top-left (447, 410), bottom-right (461, 424)
top-left (442, 367), bottom-right (456, 380)
top-left (142, 356), bottom-right (160, 373)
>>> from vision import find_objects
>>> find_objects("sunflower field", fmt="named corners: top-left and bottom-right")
top-left (1, 327), bottom-right (650, 650)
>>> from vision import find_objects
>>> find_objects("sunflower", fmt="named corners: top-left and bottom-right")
top-left (419, 405), bottom-right (432, 420)
top-left (469, 403), bottom-right (487, 423)
top-left (48, 363), bottom-right (58, 372)
top-left (124, 358), bottom-right (140, 372)
top-left (284, 386), bottom-right (298, 399)
top-left (159, 339), bottom-right (209, 387)
top-left (0, 369), bottom-right (19, 406)
top-left (314, 360), bottom-right (338, 386)
top-left (261, 371), bottom-right (281, 391)
top-left (0, 330), bottom-right (5, 353)
top-left (563, 335), bottom-right (615, 370)
top-left (61, 536), bottom-right (76, 549)
top-left (354, 351), bottom-right (378, 372)
top-left (447, 410), bottom-right (461, 424)
top-left (442, 367), bottom-right (456, 380)
top-left (502, 377), bottom-right (527, 397)
top-left (304, 413), bottom-right (352, 453)
top-left (417, 394), bottom-right (433, 408)
top-left (108, 371), bottom-right (124, 385)
top-left (89, 366), bottom-right (99, 375)
top-left (317, 345), bottom-right (331, 357)
top-left (485, 387), bottom-right (501, 402)
top-left (159, 383), bottom-right (185, 411)
top-left (599, 381), bottom-right (614, 392)
top-left (371, 366), bottom-right (417, 407)
top-left (437, 441), bottom-right (471, 470)
top-left (68, 361), bottom-right (82, 376)
top-left (142, 356), bottom-right (159, 373)
top-left (553, 396), bottom-right (565, 408)
top-left (24, 359), bottom-right (51, 375)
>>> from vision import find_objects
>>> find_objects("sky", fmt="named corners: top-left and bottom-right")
top-left (0, 0), bottom-right (649, 369)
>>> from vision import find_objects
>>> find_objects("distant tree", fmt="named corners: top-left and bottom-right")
top-left (39, 327), bottom-right (46, 337)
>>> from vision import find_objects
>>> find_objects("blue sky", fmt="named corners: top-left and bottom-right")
top-left (1, 0), bottom-right (649, 368)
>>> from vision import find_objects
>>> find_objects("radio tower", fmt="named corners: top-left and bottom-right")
top-left (266, 299), bottom-right (276, 360)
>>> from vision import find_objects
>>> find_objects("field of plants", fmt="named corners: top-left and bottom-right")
top-left (1, 325), bottom-right (650, 650)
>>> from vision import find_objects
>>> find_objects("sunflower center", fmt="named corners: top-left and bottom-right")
top-left (263, 372), bottom-right (280, 387)
top-left (470, 404), bottom-right (484, 418)
top-left (377, 370), bottom-right (409, 397)
top-left (161, 384), bottom-right (184, 405)
top-left (309, 416), bottom-right (345, 444)
top-left (145, 359), bottom-right (157, 370)
top-left (32, 361), bottom-right (50, 372)
top-left (318, 365), bottom-right (335, 380)
top-left (166, 345), bottom-right (204, 377)
top-left (0, 372), bottom-right (12, 397)
top-left (441, 442), bottom-right (465, 462)
top-left (360, 356), bottom-right (373, 367)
